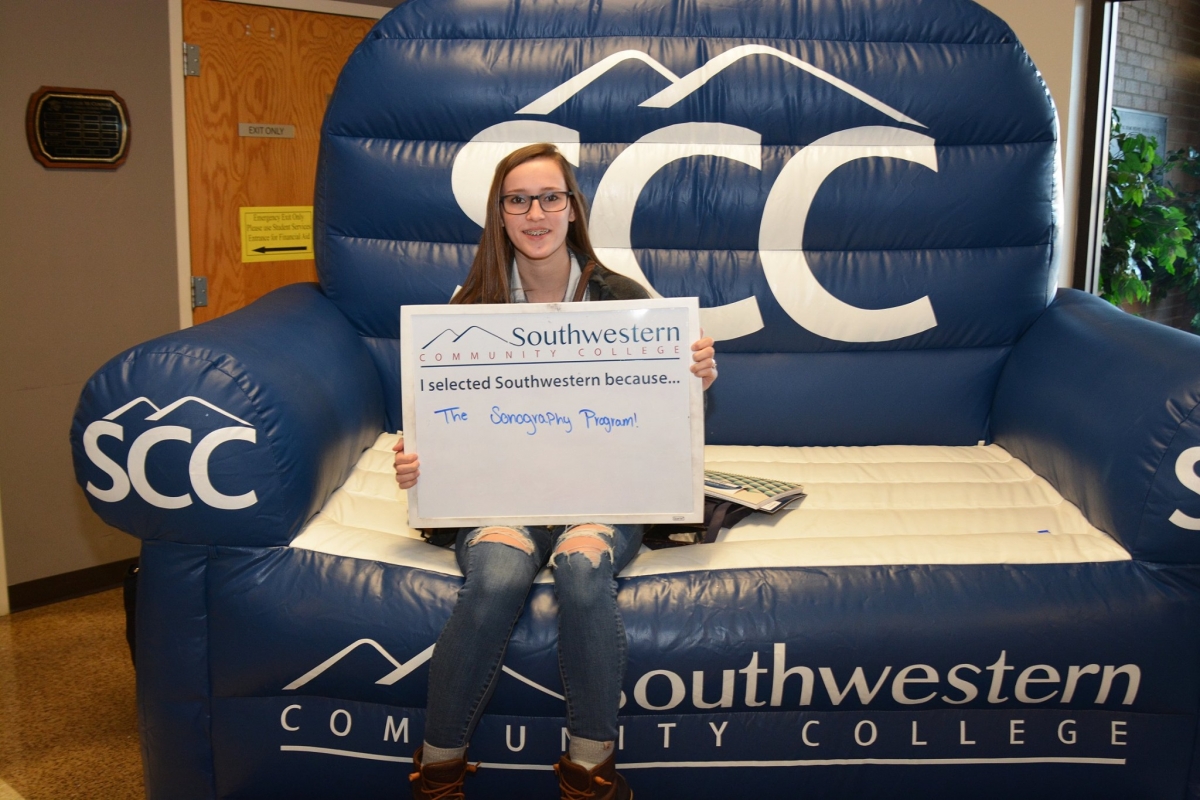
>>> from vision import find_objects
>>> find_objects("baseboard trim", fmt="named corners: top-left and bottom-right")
top-left (8, 557), bottom-right (139, 613)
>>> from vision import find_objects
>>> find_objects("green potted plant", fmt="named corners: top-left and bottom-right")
top-left (1099, 114), bottom-right (1199, 332)
top-left (1164, 144), bottom-right (1200, 328)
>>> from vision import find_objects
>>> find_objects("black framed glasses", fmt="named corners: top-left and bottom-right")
top-left (499, 190), bottom-right (573, 215)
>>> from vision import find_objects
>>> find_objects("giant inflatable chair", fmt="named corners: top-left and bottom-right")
top-left (71, 0), bottom-right (1200, 797)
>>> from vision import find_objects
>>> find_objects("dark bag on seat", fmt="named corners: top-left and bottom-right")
top-left (642, 497), bottom-right (758, 549)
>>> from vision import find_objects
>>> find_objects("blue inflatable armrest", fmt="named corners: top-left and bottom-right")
top-left (992, 288), bottom-right (1200, 563)
top-left (70, 283), bottom-right (386, 547)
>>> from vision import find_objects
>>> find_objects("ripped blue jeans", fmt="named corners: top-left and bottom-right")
top-left (423, 523), bottom-right (644, 749)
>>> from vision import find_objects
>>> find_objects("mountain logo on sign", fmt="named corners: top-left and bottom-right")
top-left (422, 326), bottom-right (520, 350)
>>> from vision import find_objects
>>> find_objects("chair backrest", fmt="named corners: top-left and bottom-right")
top-left (316, 0), bottom-right (1059, 445)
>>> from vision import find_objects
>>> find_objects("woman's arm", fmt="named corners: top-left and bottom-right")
top-left (690, 336), bottom-right (717, 391)
top-left (393, 435), bottom-right (420, 489)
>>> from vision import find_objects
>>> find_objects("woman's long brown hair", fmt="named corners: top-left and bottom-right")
top-left (452, 143), bottom-right (603, 305)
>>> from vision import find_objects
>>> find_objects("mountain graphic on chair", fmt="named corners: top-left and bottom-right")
top-left (283, 639), bottom-right (566, 701)
top-left (102, 395), bottom-right (252, 426)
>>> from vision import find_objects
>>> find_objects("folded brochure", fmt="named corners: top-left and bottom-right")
top-left (703, 470), bottom-right (806, 513)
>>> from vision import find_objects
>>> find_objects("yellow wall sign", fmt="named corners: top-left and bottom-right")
top-left (239, 206), bottom-right (314, 262)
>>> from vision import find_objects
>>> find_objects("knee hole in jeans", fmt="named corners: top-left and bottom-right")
top-left (469, 526), bottom-right (536, 556)
top-left (552, 525), bottom-right (615, 569)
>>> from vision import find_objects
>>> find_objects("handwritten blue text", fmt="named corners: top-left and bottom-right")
top-left (490, 406), bottom-right (574, 435)
top-left (579, 409), bottom-right (638, 432)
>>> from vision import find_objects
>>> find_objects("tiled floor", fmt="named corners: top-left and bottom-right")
top-left (0, 589), bottom-right (143, 799)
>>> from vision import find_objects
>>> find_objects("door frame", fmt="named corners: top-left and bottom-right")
top-left (0, 487), bottom-right (9, 616)
top-left (168, 0), bottom-right (389, 329)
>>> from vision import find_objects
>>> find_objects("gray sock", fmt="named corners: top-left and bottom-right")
top-left (422, 742), bottom-right (466, 764)
top-left (568, 736), bottom-right (614, 770)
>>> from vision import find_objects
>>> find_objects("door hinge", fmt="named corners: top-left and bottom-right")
top-left (183, 42), bottom-right (200, 77)
top-left (191, 276), bottom-right (208, 308)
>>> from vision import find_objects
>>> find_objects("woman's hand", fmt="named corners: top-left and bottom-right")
top-left (392, 435), bottom-right (420, 489)
top-left (690, 335), bottom-right (718, 391)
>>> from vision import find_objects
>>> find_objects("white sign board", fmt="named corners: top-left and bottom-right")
top-left (400, 299), bottom-right (704, 528)
top-left (1113, 107), bottom-right (1168, 149)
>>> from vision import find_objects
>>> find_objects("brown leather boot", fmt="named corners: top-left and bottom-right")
top-left (409, 746), bottom-right (476, 800)
top-left (554, 752), bottom-right (632, 800)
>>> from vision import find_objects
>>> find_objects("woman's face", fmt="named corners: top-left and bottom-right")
top-left (499, 157), bottom-right (576, 267)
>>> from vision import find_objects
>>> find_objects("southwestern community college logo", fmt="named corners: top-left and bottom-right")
top-left (274, 640), bottom-right (1142, 767)
top-left (81, 396), bottom-right (259, 510)
top-left (450, 45), bottom-right (939, 345)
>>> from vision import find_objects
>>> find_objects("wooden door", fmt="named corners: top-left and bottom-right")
top-left (184, 0), bottom-right (374, 324)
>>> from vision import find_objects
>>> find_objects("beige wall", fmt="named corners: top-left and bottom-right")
top-left (0, 0), bottom-right (179, 586)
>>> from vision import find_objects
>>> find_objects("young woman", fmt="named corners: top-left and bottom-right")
top-left (394, 143), bottom-right (717, 800)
